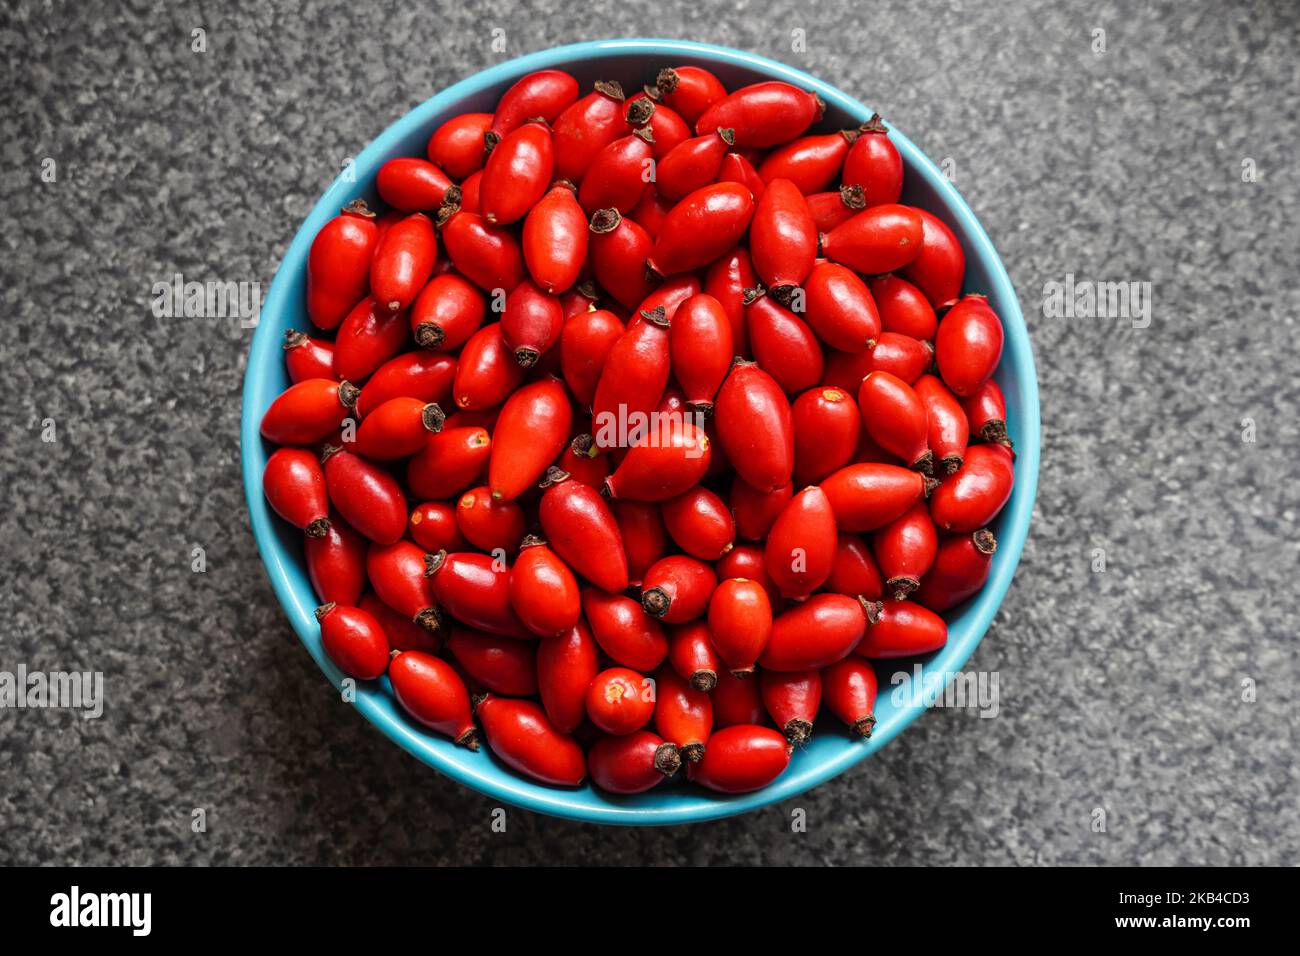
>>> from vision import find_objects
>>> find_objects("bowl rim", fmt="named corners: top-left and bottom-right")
top-left (240, 37), bottom-right (1041, 825)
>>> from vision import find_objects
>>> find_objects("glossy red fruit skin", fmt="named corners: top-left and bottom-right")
top-left (634, 275), bottom-right (701, 325)
top-left (750, 179), bottom-right (818, 301)
top-left (307, 202), bottom-right (377, 330)
top-left (657, 128), bottom-right (734, 202)
top-left (438, 210), bottom-right (526, 292)
top-left (427, 112), bottom-right (493, 180)
top-left (695, 81), bottom-right (822, 147)
top-left (759, 130), bottom-right (854, 194)
top-left (821, 656), bottom-right (879, 736)
top-left (625, 94), bottom-right (690, 159)
top-left (322, 446), bottom-right (407, 545)
top-left (807, 186), bottom-right (867, 232)
top-left (360, 591), bottom-right (439, 653)
top-left (586, 666), bottom-right (655, 735)
top-left (667, 621), bottom-right (722, 692)
top-left (802, 261), bottom-right (882, 351)
top-left (761, 594), bottom-right (873, 671)
top-left (640, 555), bottom-right (718, 624)
top-left (508, 537), bottom-right (581, 637)
top-left (821, 332), bottom-right (930, 393)
top-left (521, 183), bottom-right (588, 295)
top-left (761, 669), bottom-right (822, 745)
top-left (858, 371), bottom-right (932, 472)
top-left (408, 501), bottom-right (467, 553)
top-left (792, 387), bottom-right (860, 486)
top-left (653, 667), bottom-right (713, 761)
top-left (714, 361), bottom-right (794, 493)
top-left (410, 273), bottom-right (486, 352)
top-left (407, 427), bottom-right (491, 500)
top-left (764, 486), bottom-right (838, 600)
top-left (716, 151), bottom-right (766, 201)
top-left (476, 694), bottom-right (586, 786)
top-left (628, 187), bottom-right (673, 238)
top-left (501, 282), bottom-right (564, 369)
top-left (603, 422), bottom-right (712, 502)
top-left (390, 651), bottom-right (477, 746)
top-left (537, 621), bottom-right (601, 732)
top-left (578, 132), bottom-right (654, 214)
top-left (854, 600), bottom-right (948, 658)
top-left (480, 121), bottom-right (554, 225)
top-left (315, 601), bottom-right (389, 679)
top-left (914, 374), bottom-right (969, 475)
top-left (376, 157), bottom-right (456, 211)
top-left (612, 500), bottom-right (667, 587)
top-left (826, 533), bottom-right (885, 600)
top-left (668, 294), bottom-right (733, 414)
top-left (305, 514), bottom-right (366, 605)
top-left (263, 447), bottom-right (330, 535)
top-left (900, 208), bottom-right (966, 310)
top-left (589, 730), bottom-right (680, 794)
top-left (370, 213), bottom-right (437, 313)
top-left (659, 488), bottom-right (733, 562)
top-left (283, 331), bottom-right (336, 383)
top-left (425, 550), bottom-right (530, 639)
top-left (559, 308), bottom-right (624, 407)
top-left (590, 307), bottom-right (671, 441)
top-left (841, 116), bottom-right (903, 208)
top-left (704, 246), bottom-right (756, 356)
top-left (366, 541), bottom-right (442, 632)
top-left (260, 378), bottom-right (358, 445)
top-left (455, 173), bottom-right (482, 214)
top-left (935, 295), bottom-right (1004, 397)
top-left (930, 444), bottom-right (1015, 533)
top-left (583, 588), bottom-right (669, 671)
top-left (488, 377), bottom-right (572, 502)
top-left (915, 528), bottom-right (997, 611)
top-left (655, 65), bottom-right (727, 126)
top-left (688, 725), bottom-right (791, 793)
top-left (552, 81), bottom-right (628, 182)
top-left (745, 292), bottom-right (824, 394)
top-left (539, 473), bottom-right (629, 594)
top-left (707, 577), bottom-right (773, 676)
top-left (487, 70), bottom-right (579, 143)
top-left (587, 208), bottom-right (655, 311)
top-left (356, 352), bottom-right (455, 419)
top-left (873, 502), bottom-right (939, 600)
top-left (353, 397), bottom-right (444, 460)
top-left (711, 677), bottom-right (765, 736)
top-left (871, 274), bottom-right (938, 341)
top-left (557, 434), bottom-right (610, 489)
top-left (455, 486), bottom-right (525, 553)
top-left (961, 379), bottom-right (1011, 446)
top-left (822, 463), bottom-right (931, 532)
top-left (445, 628), bottom-right (538, 696)
top-left (453, 324), bottom-right (526, 410)
top-left (647, 183), bottom-right (755, 277)
top-left (821, 204), bottom-right (924, 275)
top-left (332, 298), bottom-right (408, 382)
top-left (729, 478), bottom-right (791, 542)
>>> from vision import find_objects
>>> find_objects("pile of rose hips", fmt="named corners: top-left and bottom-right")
top-left (260, 65), bottom-right (1015, 796)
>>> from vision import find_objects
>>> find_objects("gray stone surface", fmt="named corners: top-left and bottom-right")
top-left (1, 0), bottom-right (1297, 865)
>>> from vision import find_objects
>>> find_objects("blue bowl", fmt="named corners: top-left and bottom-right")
top-left (240, 38), bottom-right (1040, 824)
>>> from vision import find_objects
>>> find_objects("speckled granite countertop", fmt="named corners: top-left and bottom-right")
top-left (1, 0), bottom-right (1296, 865)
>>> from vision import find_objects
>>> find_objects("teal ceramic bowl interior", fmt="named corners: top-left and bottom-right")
top-left (240, 38), bottom-right (1040, 824)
